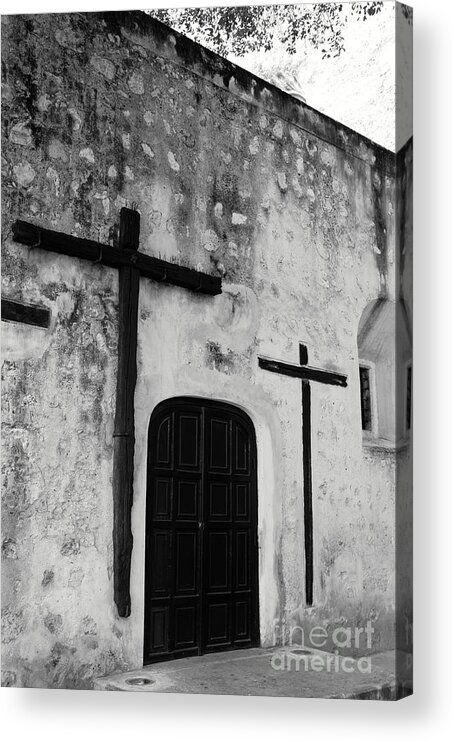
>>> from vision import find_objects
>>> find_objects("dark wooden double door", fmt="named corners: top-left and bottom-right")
top-left (144, 398), bottom-right (259, 664)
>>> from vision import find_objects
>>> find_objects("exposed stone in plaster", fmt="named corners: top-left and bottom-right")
top-left (213, 202), bottom-right (223, 219)
top-left (167, 152), bottom-right (180, 172)
top-left (12, 162), bottom-right (35, 187)
top-left (68, 107), bottom-right (82, 131)
top-left (81, 615), bottom-right (97, 635)
top-left (1, 670), bottom-right (17, 686)
top-left (141, 143), bottom-right (154, 159)
top-left (54, 27), bottom-right (84, 52)
top-left (60, 538), bottom-right (80, 557)
top-left (277, 172), bottom-right (288, 193)
top-left (46, 167), bottom-right (60, 196)
top-left (128, 71), bottom-right (144, 94)
top-left (90, 55), bottom-right (116, 81)
top-left (206, 341), bottom-right (237, 373)
top-left (249, 137), bottom-right (260, 155)
top-left (202, 229), bottom-right (219, 253)
top-left (232, 212), bottom-right (247, 225)
top-left (79, 148), bottom-right (95, 164)
top-left (1, 607), bottom-right (25, 644)
top-left (44, 612), bottom-right (63, 634)
top-left (2, 537), bottom-right (17, 559)
top-left (37, 94), bottom-right (52, 112)
top-left (42, 570), bottom-right (54, 587)
top-left (48, 139), bottom-right (68, 162)
top-left (273, 120), bottom-right (284, 139)
top-left (306, 138), bottom-right (318, 155)
top-left (261, 197), bottom-right (270, 210)
top-left (9, 122), bottom-right (32, 146)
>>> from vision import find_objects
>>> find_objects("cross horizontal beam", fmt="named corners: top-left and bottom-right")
top-left (12, 220), bottom-right (222, 296)
top-left (258, 356), bottom-right (348, 387)
top-left (1, 298), bottom-right (50, 328)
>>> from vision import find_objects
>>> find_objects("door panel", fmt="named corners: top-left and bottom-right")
top-left (156, 416), bottom-right (172, 466)
top-left (234, 531), bottom-right (249, 589)
top-left (206, 601), bottom-right (230, 646)
top-left (234, 483), bottom-right (250, 520)
top-left (148, 606), bottom-right (168, 653)
top-left (207, 530), bottom-right (230, 591)
top-left (150, 530), bottom-right (171, 597)
top-left (176, 480), bottom-right (199, 519)
top-left (177, 413), bottom-right (201, 470)
top-left (174, 604), bottom-right (198, 650)
top-left (209, 417), bottom-right (230, 471)
top-left (208, 482), bottom-right (231, 520)
top-left (153, 478), bottom-right (171, 519)
top-left (234, 423), bottom-right (250, 473)
top-left (175, 531), bottom-right (198, 592)
top-left (144, 398), bottom-right (259, 664)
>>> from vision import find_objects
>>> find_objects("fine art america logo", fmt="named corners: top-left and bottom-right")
top-left (270, 619), bottom-right (375, 674)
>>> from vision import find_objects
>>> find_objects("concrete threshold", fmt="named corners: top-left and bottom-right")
top-left (94, 647), bottom-right (412, 700)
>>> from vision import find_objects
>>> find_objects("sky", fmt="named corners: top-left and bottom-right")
top-left (230, 3), bottom-right (398, 150)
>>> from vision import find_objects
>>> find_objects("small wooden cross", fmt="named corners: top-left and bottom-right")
top-left (258, 345), bottom-right (347, 605)
top-left (10, 209), bottom-right (222, 618)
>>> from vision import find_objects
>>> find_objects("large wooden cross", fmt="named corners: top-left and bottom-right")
top-left (258, 345), bottom-right (347, 605)
top-left (6, 209), bottom-right (222, 618)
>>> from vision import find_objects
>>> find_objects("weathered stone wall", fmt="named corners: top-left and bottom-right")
top-left (1, 11), bottom-right (409, 687)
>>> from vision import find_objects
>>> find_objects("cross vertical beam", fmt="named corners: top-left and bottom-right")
top-left (113, 208), bottom-right (140, 618)
top-left (300, 344), bottom-right (314, 606)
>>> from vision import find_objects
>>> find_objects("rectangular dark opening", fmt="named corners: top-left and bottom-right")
top-left (1, 299), bottom-right (50, 328)
top-left (359, 366), bottom-right (372, 431)
top-left (406, 364), bottom-right (412, 431)
top-left (301, 380), bottom-right (313, 606)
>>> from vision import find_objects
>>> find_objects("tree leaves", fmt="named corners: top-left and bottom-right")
top-left (149, 3), bottom-right (385, 59)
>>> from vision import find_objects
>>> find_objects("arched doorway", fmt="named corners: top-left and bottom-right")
top-left (144, 397), bottom-right (259, 664)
